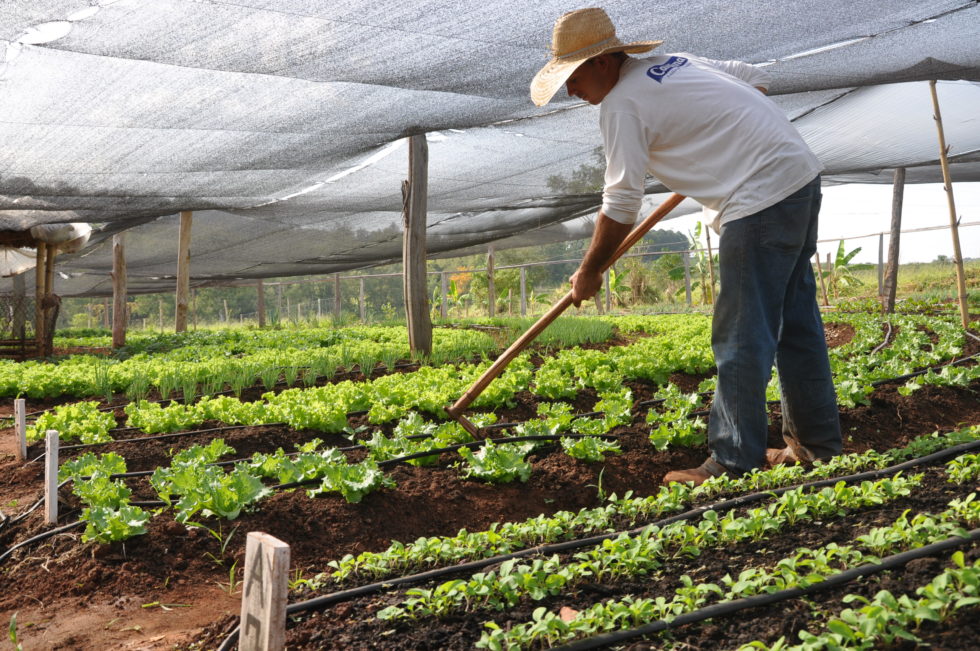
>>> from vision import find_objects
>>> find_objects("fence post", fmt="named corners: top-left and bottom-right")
top-left (14, 398), bottom-right (27, 462)
top-left (877, 233), bottom-right (884, 297)
top-left (359, 278), bottom-right (366, 323)
top-left (239, 532), bottom-right (290, 651)
top-left (257, 280), bottom-right (266, 327)
top-left (486, 245), bottom-right (495, 318)
top-left (441, 271), bottom-right (448, 320)
top-left (45, 430), bottom-right (59, 525)
top-left (683, 251), bottom-right (692, 307)
top-left (603, 269), bottom-right (611, 313)
top-left (519, 267), bottom-right (526, 317)
top-left (333, 274), bottom-right (342, 323)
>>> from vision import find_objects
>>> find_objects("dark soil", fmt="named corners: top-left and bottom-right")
top-left (0, 321), bottom-right (978, 650)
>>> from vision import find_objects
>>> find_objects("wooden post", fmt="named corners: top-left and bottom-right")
top-left (929, 80), bottom-right (970, 330)
top-left (317, 297), bottom-right (322, 320)
top-left (440, 271), bottom-right (449, 320)
top-left (12, 273), bottom-right (26, 339)
top-left (239, 532), bottom-right (290, 651)
top-left (35, 242), bottom-right (46, 350)
top-left (111, 234), bottom-right (127, 348)
top-left (175, 211), bottom-right (192, 333)
top-left (103, 298), bottom-right (110, 329)
top-left (877, 232), bottom-right (884, 297)
top-left (814, 253), bottom-right (830, 307)
top-left (704, 229), bottom-right (716, 305)
top-left (486, 245), bottom-right (495, 318)
top-left (882, 168), bottom-right (905, 313)
top-left (507, 288), bottom-right (513, 315)
top-left (158, 299), bottom-right (164, 331)
top-left (275, 284), bottom-right (283, 320)
top-left (14, 398), bottom-right (27, 462)
top-left (683, 251), bottom-right (692, 307)
top-left (192, 289), bottom-right (198, 330)
top-left (45, 430), bottom-right (59, 525)
top-left (402, 134), bottom-right (432, 355)
top-left (359, 278), bottom-right (366, 323)
top-left (519, 267), bottom-right (527, 317)
top-left (224, 299), bottom-right (230, 323)
top-left (296, 302), bottom-right (302, 322)
top-left (603, 268), bottom-right (611, 313)
top-left (257, 280), bottom-right (266, 327)
top-left (333, 275), bottom-right (341, 322)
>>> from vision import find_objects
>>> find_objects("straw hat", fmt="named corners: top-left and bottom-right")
top-left (530, 8), bottom-right (662, 107)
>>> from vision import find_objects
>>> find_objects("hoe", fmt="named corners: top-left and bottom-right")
top-left (445, 193), bottom-right (686, 438)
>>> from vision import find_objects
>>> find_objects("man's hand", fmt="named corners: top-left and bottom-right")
top-left (570, 266), bottom-right (603, 307)
top-left (570, 212), bottom-right (633, 307)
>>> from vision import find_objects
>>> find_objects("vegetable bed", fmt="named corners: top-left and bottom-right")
top-left (0, 313), bottom-right (978, 650)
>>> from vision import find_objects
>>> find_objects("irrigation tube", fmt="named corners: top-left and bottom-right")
top-left (214, 436), bottom-right (980, 651)
top-left (551, 527), bottom-right (980, 651)
top-left (0, 520), bottom-right (85, 564)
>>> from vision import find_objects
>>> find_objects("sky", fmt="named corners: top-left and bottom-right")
top-left (657, 182), bottom-right (979, 265)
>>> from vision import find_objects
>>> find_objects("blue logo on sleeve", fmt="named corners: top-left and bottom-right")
top-left (646, 56), bottom-right (690, 83)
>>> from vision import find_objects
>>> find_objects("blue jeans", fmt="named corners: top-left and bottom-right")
top-left (708, 176), bottom-right (842, 476)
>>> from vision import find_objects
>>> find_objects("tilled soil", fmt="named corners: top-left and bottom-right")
top-left (0, 322), bottom-right (978, 650)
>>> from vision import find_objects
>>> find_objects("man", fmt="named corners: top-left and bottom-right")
top-left (531, 8), bottom-right (842, 485)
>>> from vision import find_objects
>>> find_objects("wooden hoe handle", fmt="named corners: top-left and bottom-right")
top-left (445, 193), bottom-right (686, 433)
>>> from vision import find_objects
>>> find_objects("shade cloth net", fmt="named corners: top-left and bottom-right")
top-left (1, 0), bottom-right (979, 295)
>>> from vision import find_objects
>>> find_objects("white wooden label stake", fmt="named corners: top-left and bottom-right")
top-left (44, 430), bottom-right (59, 525)
top-left (14, 398), bottom-right (27, 462)
top-left (239, 531), bottom-right (290, 651)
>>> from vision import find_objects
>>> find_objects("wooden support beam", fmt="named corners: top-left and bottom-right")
top-left (14, 398), bottom-right (27, 462)
top-left (333, 274), bottom-right (341, 322)
top-left (402, 134), bottom-right (432, 355)
top-left (929, 80), bottom-right (970, 330)
top-left (256, 280), bottom-right (266, 327)
top-left (35, 242), bottom-right (46, 350)
top-left (239, 532), bottom-right (290, 651)
top-left (486, 245), bottom-right (496, 318)
top-left (12, 272), bottom-right (27, 339)
top-left (175, 211), bottom-right (192, 333)
top-left (882, 168), bottom-right (905, 313)
top-left (42, 245), bottom-right (57, 356)
top-left (45, 430), bottom-right (59, 525)
top-left (111, 234), bottom-right (127, 348)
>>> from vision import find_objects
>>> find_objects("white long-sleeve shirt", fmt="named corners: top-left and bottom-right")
top-left (600, 54), bottom-right (822, 232)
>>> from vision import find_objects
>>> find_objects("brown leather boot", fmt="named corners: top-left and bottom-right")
top-left (766, 446), bottom-right (802, 467)
top-left (662, 458), bottom-right (728, 486)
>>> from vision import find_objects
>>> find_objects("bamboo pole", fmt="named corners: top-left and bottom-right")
top-left (519, 267), bottom-right (527, 317)
top-left (175, 211), bottom-right (192, 332)
top-left (928, 80), bottom-right (970, 330)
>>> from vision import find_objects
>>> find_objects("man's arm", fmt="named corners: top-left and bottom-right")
top-left (570, 212), bottom-right (633, 307)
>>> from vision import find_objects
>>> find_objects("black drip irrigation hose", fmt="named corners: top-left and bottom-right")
top-left (0, 520), bottom-right (85, 564)
top-left (214, 436), bottom-right (980, 651)
top-left (550, 527), bottom-right (980, 651)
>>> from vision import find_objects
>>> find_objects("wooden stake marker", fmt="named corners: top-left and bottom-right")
top-left (14, 398), bottom-right (27, 462)
top-left (44, 430), bottom-right (59, 525)
top-left (240, 532), bottom-right (290, 651)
